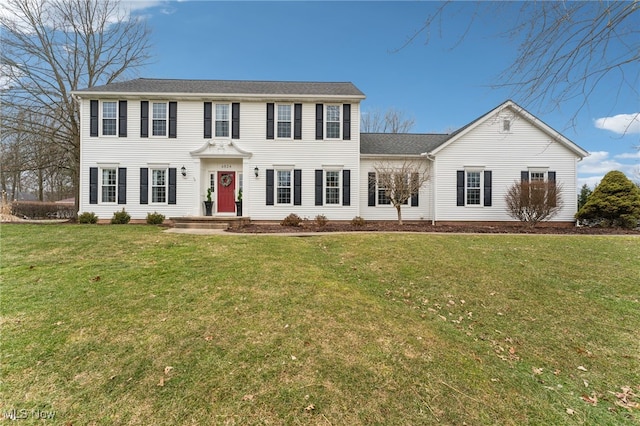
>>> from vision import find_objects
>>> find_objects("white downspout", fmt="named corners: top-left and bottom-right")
top-left (421, 152), bottom-right (436, 225)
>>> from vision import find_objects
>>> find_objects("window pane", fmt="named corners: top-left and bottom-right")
top-left (326, 122), bottom-right (340, 139)
top-left (277, 122), bottom-right (291, 138)
top-left (215, 121), bottom-right (229, 137)
top-left (326, 105), bottom-right (340, 121)
top-left (276, 170), bottom-right (291, 204)
top-left (153, 120), bottom-right (166, 136)
top-left (530, 172), bottom-right (545, 182)
top-left (325, 171), bottom-right (340, 204)
top-left (216, 104), bottom-right (229, 120)
top-left (102, 102), bottom-right (117, 136)
top-left (152, 170), bottom-right (165, 185)
top-left (101, 169), bottom-right (116, 203)
top-left (152, 103), bottom-right (166, 119)
top-left (466, 171), bottom-right (481, 205)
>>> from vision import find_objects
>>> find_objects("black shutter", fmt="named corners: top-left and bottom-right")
top-left (266, 169), bottom-right (274, 205)
top-left (368, 172), bottom-right (376, 206)
top-left (411, 172), bottom-right (419, 206)
top-left (140, 101), bottom-right (149, 138)
top-left (90, 100), bottom-right (98, 137)
top-left (521, 171), bottom-right (529, 182)
top-left (169, 102), bottom-right (177, 138)
top-left (118, 167), bottom-right (127, 204)
top-left (456, 170), bottom-right (465, 206)
top-left (315, 170), bottom-right (323, 206)
top-left (342, 169), bottom-right (351, 206)
top-left (294, 169), bottom-right (302, 206)
top-left (204, 102), bottom-right (212, 138)
top-left (168, 168), bottom-right (177, 204)
top-left (232, 102), bottom-right (240, 139)
top-left (118, 100), bottom-right (127, 137)
top-left (89, 167), bottom-right (98, 204)
top-left (315, 104), bottom-right (323, 140)
top-left (548, 171), bottom-right (557, 207)
top-left (294, 103), bottom-right (302, 140)
top-left (483, 170), bottom-right (492, 207)
top-left (140, 168), bottom-right (148, 204)
top-left (266, 103), bottom-right (274, 139)
top-left (343, 104), bottom-right (351, 140)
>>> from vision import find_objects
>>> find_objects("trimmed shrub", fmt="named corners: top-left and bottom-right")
top-left (576, 171), bottom-right (640, 228)
top-left (146, 211), bottom-right (165, 225)
top-left (78, 212), bottom-right (98, 224)
top-left (315, 214), bottom-right (328, 227)
top-left (281, 213), bottom-right (302, 227)
top-left (111, 208), bottom-right (131, 224)
top-left (351, 216), bottom-right (366, 227)
top-left (11, 201), bottom-right (75, 219)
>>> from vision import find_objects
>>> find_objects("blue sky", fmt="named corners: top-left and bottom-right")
top-left (128, 1), bottom-right (640, 188)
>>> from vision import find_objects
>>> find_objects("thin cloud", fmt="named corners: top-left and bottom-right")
top-left (615, 151), bottom-right (640, 160)
top-left (594, 113), bottom-right (640, 134)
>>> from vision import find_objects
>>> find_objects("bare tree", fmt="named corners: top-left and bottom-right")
top-left (401, 2), bottom-right (639, 128)
top-left (1, 0), bottom-right (151, 213)
top-left (373, 160), bottom-right (430, 225)
top-left (361, 108), bottom-right (415, 133)
top-left (504, 180), bottom-right (564, 227)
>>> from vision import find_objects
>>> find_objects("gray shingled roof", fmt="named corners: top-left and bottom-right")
top-left (75, 78), bottom-right (365, 97)
top-left (360, 133), bottom-right (450, 155)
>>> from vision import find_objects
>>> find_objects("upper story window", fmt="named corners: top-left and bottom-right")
top-left (152, 103), bottom-right (167, 136)
top-left (326, 105), bottom-right (341, 139)
top-left (101, 168), bottom-right (117, 203)
top-left (102, 102), bottom-right (117, 136)
top-left (276, 170), bottom-right (292, 205)
top-left (215, 104), bottom-right (230, 137)
top-left (502, 119), bottom-right (511, 132)
top-left (151, 169), bottom-right (167, 203)
top-left (277, 104), bottom-right (292, 138)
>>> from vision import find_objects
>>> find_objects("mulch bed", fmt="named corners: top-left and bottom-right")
top-left (229, 222), bottom-right (640, 235)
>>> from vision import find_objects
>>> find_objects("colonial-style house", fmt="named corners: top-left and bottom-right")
top-left (73, 78), bottom-right (588, 225)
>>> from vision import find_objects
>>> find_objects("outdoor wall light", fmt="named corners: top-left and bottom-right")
top-left (254, 166), bottom-right (259, 177)
top-left (181, 166), bottom-right (187, 177)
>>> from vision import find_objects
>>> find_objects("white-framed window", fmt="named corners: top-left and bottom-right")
top-left (466, 170), bottom-right (481, 205)
top-left (101, 168), bottom-right (117, 203)
top-left (530, 171), bottom-right (545, 182)
top-left (325, 170), bottom-right (341, 205)
top-left (151, 169), bottom-right (167, 203)
top-left (377, 173), bottom-right (391, 205)
top-left (326, 105), bottom-right (341, 139)
top-left (215, 104), bottom-right (230, 137)
top-left (102, 102), bottom-right (117, 136)
top-left (152, 102), bottom-right (167, 136)
top-left (277, 104), bottom-right (292, 138)
top-left (276, 170), bottom-right (292, 205)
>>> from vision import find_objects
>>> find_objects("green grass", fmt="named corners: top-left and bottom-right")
top-left (1, 224), bottom-right (639, 425)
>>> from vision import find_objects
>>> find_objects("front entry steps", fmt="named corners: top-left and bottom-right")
top-left (170, 216), bottom-right (250, 230)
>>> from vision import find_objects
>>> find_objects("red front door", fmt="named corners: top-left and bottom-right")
top-left (217, 172), bottom-right (236, 213)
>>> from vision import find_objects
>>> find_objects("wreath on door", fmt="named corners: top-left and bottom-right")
top-left (220, 174), bottom-right (233, 187)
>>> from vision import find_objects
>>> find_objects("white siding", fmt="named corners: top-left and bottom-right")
top-left (359, 158), bottom-right (433, 222)
top-left (80, 98), bottom-right (361, 220)
top-left (433, 108), bottom-right (580, 222)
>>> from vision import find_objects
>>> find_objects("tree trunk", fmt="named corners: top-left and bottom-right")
top-left (395, 204), bottom-right (403, 225)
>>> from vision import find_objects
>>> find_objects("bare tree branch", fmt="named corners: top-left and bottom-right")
top-left (373, 159), bottom-right (430, 225)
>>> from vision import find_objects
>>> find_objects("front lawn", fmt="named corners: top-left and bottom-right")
top-left (1, 225), bottom-right (638, 425)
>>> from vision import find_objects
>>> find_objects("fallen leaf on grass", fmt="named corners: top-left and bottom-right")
top-left (611, 386), bottom-right (639, 410)
top-left (577, 366), bottom-right (588, 372)
top-left (157, 377), bottom-right (165, 387)
top-left (532, 367), bottom-right (543, 375)
top-left (204, 335), bottom-right (213, 341)
top-left (90, 276), bottom-right (101, 282)
top-left (304, 404), bottom-right (315, 412)
top-left (164, 366), bottom-right (173, 375)
top-left (566, 408), bottom-right (575, 415)
top-left (242, 394), bottom-right (254, 401)
top-left (581, 394), bottom-right (598, 405)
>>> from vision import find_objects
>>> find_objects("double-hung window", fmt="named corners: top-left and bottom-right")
top-left (101, 168), bottom-right (117, 202)
top-left (325, 170), bottom-right (341, 205)
top-left (276, 170), bottom-right (292, 205)
top-left (326, 105), bottom-right (341, 139)
top-left (466, 171), bottom-right (481, 205)
top-left (152, 103), bottom-right (167, 136)
top-left (215, 104), bottom-right (230, 137)
top-left (277, 105), bottom-right (292, 138)
top-left (102, 102), bottom-right (117, 136)
top-left (377, 173), bottom-right (391, 205)
top-left (151, 169), bottom-right (167, 203)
